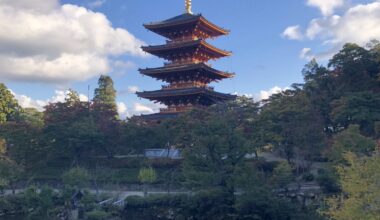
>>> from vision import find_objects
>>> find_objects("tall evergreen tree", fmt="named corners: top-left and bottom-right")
top-left (0, 83), bottom-right (22, 123)
top-left (92, 75), bottom-right (119, 157)
top-left (93, 75), bottom-right (117, 109)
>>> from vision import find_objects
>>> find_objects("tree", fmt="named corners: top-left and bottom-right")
top-left (0, 83), bottom-right (21, 123)
top-left (24, 185), bottom-right (55, 218)
top-left (44, 89), bottom-right (102, 165)
top-left (93, 75), bottom-right (117, 107)
top-left (138, 167), bottom-right (157, 197)
top-left (331, 91), bottom-right (380, 135)
top-left (0, 142), bottom-right (23, 194)
top-left (271, 162), bottom-right (293, 189)
top-left (260, 90), bottom-right (326, 165)
top-left (302, 59), bottom-right (337, 133)
top-left (328, 43), bottom-right (378, 93)
top-left (93, 75), bottom-right (120, 157)
top-left (329, 125), bottom-right (376, 163)
top-left (62, 167), bottom-right (90, 189)
top-left (172, 102), bottom-right (254, 217)
top-left (121, 119), bottom-right (171, 154)
top-left (326, 153), bottom-right (380, 220)
top-left (0, 178), bottom-right (8, 194)
top-left (19, 107), bottom-right (44, 127)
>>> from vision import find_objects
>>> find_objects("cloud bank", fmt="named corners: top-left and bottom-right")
top-left (0, 0), bottom-right (145, 84)
top-left (283, 0), bottom-right (380, 60)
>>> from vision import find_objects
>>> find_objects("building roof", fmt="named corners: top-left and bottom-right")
top-left (142, 39), bottom-right (231, 60)
top-left (139, 63), bottom-right (234, 81)
top-left (143, 13), bottom-right (229, 39)
top-left (137, 87), bottom-right (236, 101)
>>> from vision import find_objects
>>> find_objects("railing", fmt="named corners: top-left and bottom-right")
top-left (164, 59), bottom-right (203, 67)
top-left (160, 105), bottom-right (206, 113)
top-left (166, 36), bottom-right (199, 44)
top-left (162, 82), bottom-right (214, 90)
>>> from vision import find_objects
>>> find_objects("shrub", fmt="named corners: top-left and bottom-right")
top-left (62, 167), bottom-right (90, 188)
top-left (316, 169), bottom-right (340, 193)
top-left (85, 210), bottom-right (110, 220)
top-left (302, 173), bottom-right (315, 182)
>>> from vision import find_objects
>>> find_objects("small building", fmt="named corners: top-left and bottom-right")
top-left (144, 149), bottom-right (182, 159)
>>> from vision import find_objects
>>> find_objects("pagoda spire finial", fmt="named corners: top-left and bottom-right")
top-left (185, 0), bottom-right (192, 14)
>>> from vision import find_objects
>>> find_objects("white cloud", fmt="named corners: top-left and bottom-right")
top-left (300, 48), bottom-right (314, 60)
top-left (1, 0), bottom-right (59, 13)
top-left (117, 102), bottom-right (130, 119)
top-left (330, 2), bottom-right (380, 45)
top-left (306, 15), bottom-right (340, 40)
top-left (282, 25), bottom-right (303, 40)
top-left (284, 1), bottom-right (380, 60)
top-left (118, 102), bottom-right (163, 118)
top-left (12, 93), bottom-right (47, 111)
top-left (127, 86), bottom-right (140, 94)
top-left (88, 0), bottom-right (107, 9)
top-left (12, 90), bottom-right (89, 111)
top-left (12, 89), bottom-right (164, 118)
top-left (134, 103), bottom-right (155, 114)
top-left (111, 60), bottom-right (135, 76)
top-left (258, 86), bottom-right (288, 100)
top-left (307, 0), bottom-right (345, 16)
top-left (234, 87), bottom-right (289, 101)
top-left (0, 0), bottom-right (146, 84)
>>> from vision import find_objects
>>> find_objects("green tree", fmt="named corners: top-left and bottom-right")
top-left (0, 140), bottom-right (23, 194)
top-left (328, 43), bottom-right (378, 93)
top-left (44, 89), bottom-right (101, 165)
top-left (271, 162), bottom-right (293, 189)
top-left (0, 178), bottom-right (8, 194)
top-left (331, 92), bottom-right (380, 135)
top-left (173, 102), bottom-right (254, 216)
top-left (302, 59), bottom-right (337, 133)
top-left (326, 153), bottom-right (380, 220)
top-left (62, 167), bottom-right (90, 189)
top-left (138, 167), bottom-right (157, 196)
top-left (0, 83), bottom-right (21, 123)
top-left (0, 122), bottom-right (44, 169)
top-left (19, 107), bottom-right (44, 127)
top-left (24, 185), bottom-right (55, 218)
top-left (330, 125), bottom-right (376, 163)
top-left (121, 120), bottom-right (168, 154)
top-left (93, 75), bottom-right (120, 157)
top-left (260, 90), bottom-right (326, 164)
top-left (93, 75), bottom-right (117, 107)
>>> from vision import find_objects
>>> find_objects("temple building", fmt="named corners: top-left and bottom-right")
top-left (137, 0), bottom-right (236, 120)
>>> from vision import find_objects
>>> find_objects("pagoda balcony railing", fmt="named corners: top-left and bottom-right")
top-left (164, 60), bottom-right (211, 67)
top-left (160, 105), bottom-right (204, 113)
top-left (162, 83), bottom-right (214, 90)
top-left (166, 37), bottom-right (198, 44)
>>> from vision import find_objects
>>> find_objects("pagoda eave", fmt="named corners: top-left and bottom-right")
top-left (137, 87), bottom-right (236, 101)
top-left (143, 13), bottom-right (229, 39)
top-left (141, 39), bottom-right (231, 60)
top-left (138, 63), bottom-right (234, 81)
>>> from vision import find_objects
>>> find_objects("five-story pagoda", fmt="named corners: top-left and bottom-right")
top-left (137, 0), bottom-right (236, 120)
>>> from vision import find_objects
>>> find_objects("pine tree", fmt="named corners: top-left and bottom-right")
top-left (92, 75), bottom-right (119, 157)
top-left (93, 75), bottom-right (117, 109)
top-left (0, 83), bottom-right (22, 123)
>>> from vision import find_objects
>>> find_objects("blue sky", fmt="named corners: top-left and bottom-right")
top-left (2, 0), bottom-right (379, 117)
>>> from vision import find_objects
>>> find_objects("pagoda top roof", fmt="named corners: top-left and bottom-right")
top-left (142, 39), bottom-right (231, 59)
top-left (143, 13), bottom-right (229, 38)
top-left (139, 63), bottom-right (234, 80)
top-left (137, 87), bottom-right (236, 101)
